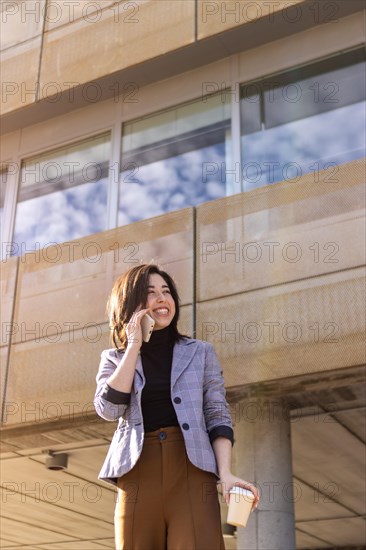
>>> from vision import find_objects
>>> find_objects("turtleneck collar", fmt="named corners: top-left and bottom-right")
top-left (141, 325), bottom-right (174, 351)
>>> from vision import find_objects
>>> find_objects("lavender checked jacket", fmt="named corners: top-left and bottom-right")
top-left (94, 337), bottom-right (233, 487)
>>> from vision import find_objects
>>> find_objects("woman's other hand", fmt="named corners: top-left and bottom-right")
top-left (219, 472), bottom-right (260, 512)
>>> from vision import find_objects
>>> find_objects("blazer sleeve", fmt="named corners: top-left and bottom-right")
top-left (94, 349), bottom-right (131, 422)
top-left (203, 342), bottom-right (234, 446)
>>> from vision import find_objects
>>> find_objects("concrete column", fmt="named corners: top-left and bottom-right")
top-left (232, 396), bottom-right (296, 550)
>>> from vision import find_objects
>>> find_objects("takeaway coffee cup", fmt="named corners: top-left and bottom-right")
top-left (227, 487), bottom-right (255, 528)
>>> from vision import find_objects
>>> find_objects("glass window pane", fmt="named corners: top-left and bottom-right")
top-left (264, 61), bottom-right (365, 129)
top-left (13, 133), bottom-right (111, 253)
top-left (119, 94), bottom-right (231, 225)
top-left (240, 50), bottom-right (366, 191)
top-left (240, 87), bottom-right (261, 136)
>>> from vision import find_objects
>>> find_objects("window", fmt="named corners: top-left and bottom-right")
top-left (240, 48), bottom-right (365, 190)
top-left (118, 93), bottom-right (231, 225)
top-left (13, 133), bottom-right (111, 252)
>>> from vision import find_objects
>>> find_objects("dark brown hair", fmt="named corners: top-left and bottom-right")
top-left (107, 263), bottom-right (187, 350)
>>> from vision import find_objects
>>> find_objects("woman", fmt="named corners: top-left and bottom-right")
top-left (94, 264), bottom-right (259, 550)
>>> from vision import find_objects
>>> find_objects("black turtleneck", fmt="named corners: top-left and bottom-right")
top-left (140, 325), bottom-right (179, 432)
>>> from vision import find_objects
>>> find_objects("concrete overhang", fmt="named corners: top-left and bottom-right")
top-left (1, 0), bottom-right (364, 135)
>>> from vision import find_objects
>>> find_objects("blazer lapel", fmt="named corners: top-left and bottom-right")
top-left (133, 338), bottom-right (198, 390)
top-left (171, 339), bottom-right (198, 388)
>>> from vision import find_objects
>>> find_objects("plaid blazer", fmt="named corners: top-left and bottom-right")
top-left (94, 338), bottom-right (233, 487)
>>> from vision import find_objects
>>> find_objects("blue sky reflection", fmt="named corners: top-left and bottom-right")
top-left (118, 143), bottom-right (226, 225)
top-left (13, 179), bottom-right (108, 250)
top-left (241, 101), bottom-right (365, 190)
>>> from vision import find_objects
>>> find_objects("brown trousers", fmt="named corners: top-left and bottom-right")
top-left (115, 426), bottom-right (225, 550)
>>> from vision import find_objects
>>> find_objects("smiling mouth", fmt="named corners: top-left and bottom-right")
top-left (153, 308), bottom-right (169, 315)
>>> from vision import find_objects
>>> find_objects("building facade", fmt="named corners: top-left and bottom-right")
top-left (1, 1), bottom-right (365, 548)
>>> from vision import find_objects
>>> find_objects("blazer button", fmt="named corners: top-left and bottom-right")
top-left (182, 423), bottom-right (189, 430)
top-left (174, 397), bottom-right (181, 404)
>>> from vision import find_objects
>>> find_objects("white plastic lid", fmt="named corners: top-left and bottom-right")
top-left (229, 487), bottom-right (255, 499)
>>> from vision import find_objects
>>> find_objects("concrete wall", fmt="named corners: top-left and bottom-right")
top-left (2, 0), bottom-right (364, 117)
top-left (1, 159), bottom-right (364, 426)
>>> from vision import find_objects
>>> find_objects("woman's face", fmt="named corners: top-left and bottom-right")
top-left (145, 273), bottom-right (176, 331)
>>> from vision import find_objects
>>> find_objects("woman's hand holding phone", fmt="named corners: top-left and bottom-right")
top-left (106, 307), bottom-right (152, 393)
top-left (125, 308), bottom-right (153, 350)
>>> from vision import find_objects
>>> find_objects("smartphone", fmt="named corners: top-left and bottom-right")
top-left (141, 313), bottom-right (155, 343)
